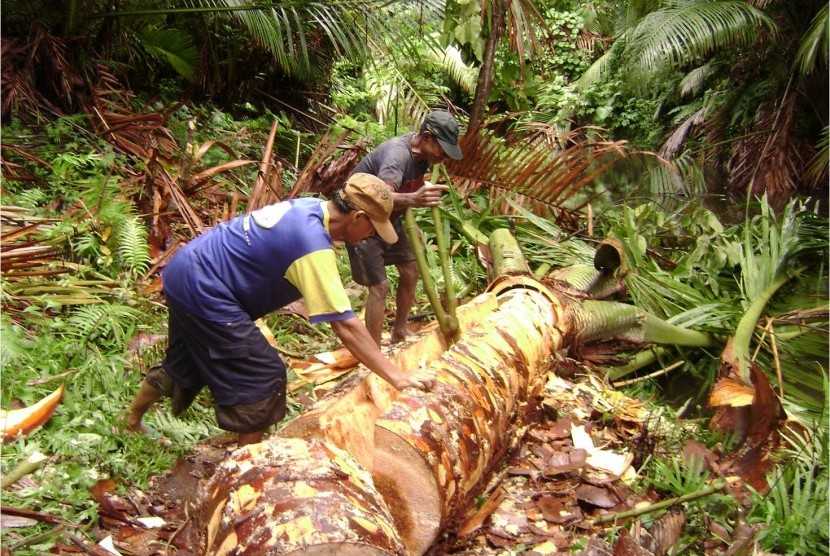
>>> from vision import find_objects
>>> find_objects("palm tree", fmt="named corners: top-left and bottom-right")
top-left (573, 0), bottom-right (828, 206)
top-left (462, 0), bottom-right (546, 129)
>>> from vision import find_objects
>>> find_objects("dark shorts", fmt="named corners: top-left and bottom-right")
top-left (346, 217), bottom-right (415, 286)
top-left (147, 302), bottom-right (287, 433)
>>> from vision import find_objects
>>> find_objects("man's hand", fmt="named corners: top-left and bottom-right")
top-left (392, 375), bottom-right (435, 392)
top-left (331, 317), bottom-right (435, 394)
top-left (412, 182), bottom-right (449, 207)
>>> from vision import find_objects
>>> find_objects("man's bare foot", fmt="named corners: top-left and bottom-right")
top-left (390, 325), bottom-right (412, 344)
top-left (125, 415), bottom-right (147, 434)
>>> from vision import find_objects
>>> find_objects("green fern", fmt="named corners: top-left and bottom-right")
top-left (67, 304), bottom-right (141, 347)
top-left (116, 216), bottom-right (151, 274)
top-left (750, 462), bottom-right (829, 555)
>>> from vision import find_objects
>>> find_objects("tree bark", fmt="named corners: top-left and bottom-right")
top-left (468, 0), bottom-right (506, 131)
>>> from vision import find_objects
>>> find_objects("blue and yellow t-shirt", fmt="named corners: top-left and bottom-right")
top-left (163, 198), bottom-right (354, 324)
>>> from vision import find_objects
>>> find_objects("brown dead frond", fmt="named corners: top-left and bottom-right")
top-left (727, 92), bottom-right (805, 207)
top-left (288, 129), bottom-right (365, 198)
top-left (445, 127), bottom-right (630, 228)
top-left (0, 25), bottom-right (86, 120)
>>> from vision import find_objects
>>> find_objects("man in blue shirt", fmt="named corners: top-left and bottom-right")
top-left (127, 173), bottom-right (431, 446)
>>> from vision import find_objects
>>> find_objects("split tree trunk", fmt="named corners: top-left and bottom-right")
top-left (198, 230), bottom-right (715, 555)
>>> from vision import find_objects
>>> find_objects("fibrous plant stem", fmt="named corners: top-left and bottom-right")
top-left (592, 478), bottom-right (733, 524)
top-left (405, 208), bottom-right (452, 340)
top-left (432, 166), bottom-right (459, 340)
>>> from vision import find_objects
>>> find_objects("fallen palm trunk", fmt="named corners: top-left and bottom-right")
top-left (279, 291), bottom-right (499, 469)
top-left (372, 286), bottom-right (558, 554)
top-left (200, 230), bottom-right (716, 555)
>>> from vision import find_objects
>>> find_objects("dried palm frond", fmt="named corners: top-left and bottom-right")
top-left (445, 127), bottom-right (630, 227)
top-left (288, 129), bottom-right (358, 198)
top-left (727, 92), bottom-right (804, 206)
top-left (0, 25), bottom-right (80, 119)
top-left (0, 206), bottom-right (122, 317)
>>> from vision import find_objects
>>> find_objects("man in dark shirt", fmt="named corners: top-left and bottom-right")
top-left (347, 110), bottom-right (463, 346)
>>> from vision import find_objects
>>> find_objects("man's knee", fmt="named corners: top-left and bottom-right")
top-left (368, 280), bottom-right (389, 299)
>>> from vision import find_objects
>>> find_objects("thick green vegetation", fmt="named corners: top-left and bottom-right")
top-left (1, 0), bottom-right (827, 553)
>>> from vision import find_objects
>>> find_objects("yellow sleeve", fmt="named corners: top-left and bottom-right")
top-left (284, 249), bottom-right (354, 324)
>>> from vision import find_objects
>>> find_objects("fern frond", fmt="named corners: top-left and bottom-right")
top-left (116, 216), bottom-right (150, 274)
top-left (67, 303), bottom-right (141, 346)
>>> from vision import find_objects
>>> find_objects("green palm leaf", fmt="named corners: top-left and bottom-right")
top-left (139, 28), bottom-right (198, 80)
top-left (796, 3), bottom-right (829, 76)
top-left (633, 0), bottom-right (775, 71)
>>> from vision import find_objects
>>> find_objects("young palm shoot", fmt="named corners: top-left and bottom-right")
top-left (404, 169), bottom-right (458, 342)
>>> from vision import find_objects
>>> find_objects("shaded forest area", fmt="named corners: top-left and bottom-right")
top-left (1, 1), bottom-right (828, 555)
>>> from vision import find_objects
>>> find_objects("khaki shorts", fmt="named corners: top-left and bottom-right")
top-left (346, 217), bottom-right (414, 286)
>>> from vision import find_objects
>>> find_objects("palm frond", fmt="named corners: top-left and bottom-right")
top-left (138, 28), bottom-right (198, 81)
top-left (660, 107), bottom-right (706, 158)
top-left (633, 1), bottom-right (775, 71)
top-left (445, 127), bottom-right (630, 227)
top-left (806, 125), bottom-right (829, 186)
top-left (430, 44), bottom-right (477, 95)
top-left (737, 196), bottom-right (804, 305)
top-left (679, 62), bottom-right (715, 97)
top-left (573, 44), bottom-right (618, 90)
top-left (648, 150), bottom-right (706, 199)
top-left (795, 3), bottom-right (829, 76)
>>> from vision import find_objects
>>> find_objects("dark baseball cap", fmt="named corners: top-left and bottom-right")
top-left (421, 110), bottom-right (463, 160)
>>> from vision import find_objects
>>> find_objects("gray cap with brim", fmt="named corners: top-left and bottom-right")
top-left (422, 110), bottom-right (463, 160)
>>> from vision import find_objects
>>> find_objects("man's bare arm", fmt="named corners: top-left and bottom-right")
top-left (392, 183), bottom-right (449, 210)
top-left (330, 317), bottom-right (432, 391)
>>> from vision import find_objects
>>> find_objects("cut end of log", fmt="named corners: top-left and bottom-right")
top-left (199, 437), bottom-right (404, 556)
top-left (373, 427), bottom-right (442, 556)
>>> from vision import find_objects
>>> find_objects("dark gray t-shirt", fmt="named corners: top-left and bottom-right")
top-left (351, 133), bottom-right (429, 194)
